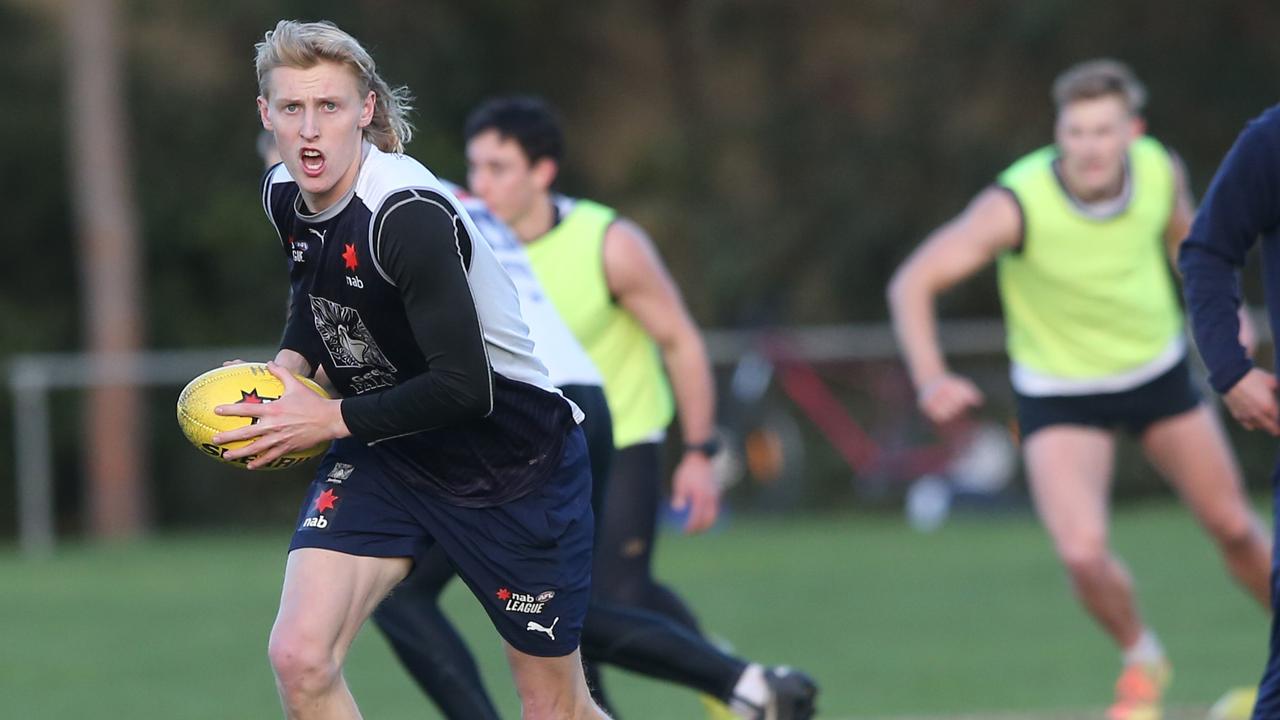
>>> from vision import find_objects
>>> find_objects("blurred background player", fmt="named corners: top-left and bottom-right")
top-left (887, 59), bottom-right (1271, 720)
top-left (1180, 102), bottom-right (1280, 720)
top-left (465, 95), bottom-right (816, 717)
top-left (258, 128), bottom-right (282, 167)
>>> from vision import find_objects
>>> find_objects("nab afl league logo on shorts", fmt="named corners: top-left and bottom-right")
top-left (495, 587), bottom-right (556, 615)
top-left (300, 486), bottom-right (341, 530)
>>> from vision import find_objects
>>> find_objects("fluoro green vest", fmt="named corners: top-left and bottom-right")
top-left (995, 136), bottom-right (1182, 379)
top-left (525, 199), bottom-right (675, 448)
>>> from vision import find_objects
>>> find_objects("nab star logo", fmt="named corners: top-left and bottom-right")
top-left (240, 389), bottom-right (277, 405)
top-left (313, 488), bottom-right (339, 513)
top-left (240, 389), bottom-right (278, 426)
top-left (342, 243), bottom-right (359, 271)
top-left (301, 487), bottom-right (339, 530)
top-left (496, 588), bottom-right (511, 601)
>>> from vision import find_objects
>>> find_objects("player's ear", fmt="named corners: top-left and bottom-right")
top-left (257, 96), bottom-right (273, 130)
top-left (358, 90), bottom-right (375, 129)
top-left (531, 157), bottom-right (558, 191)
top-left (1130, 115), bottom-right (1147, 139)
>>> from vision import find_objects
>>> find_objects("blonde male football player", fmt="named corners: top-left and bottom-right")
top-left (887, 59), bottom-right (1270, 720)
top-left (220, 20), bottom-right (608, 720)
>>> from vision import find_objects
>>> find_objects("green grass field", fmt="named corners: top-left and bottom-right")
top-left (0, 501), bottom-right (1268, 719)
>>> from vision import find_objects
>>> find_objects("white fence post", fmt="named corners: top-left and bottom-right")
top-left (13, 360), bottom-right (55, 559)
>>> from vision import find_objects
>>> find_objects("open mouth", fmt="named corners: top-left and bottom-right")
top-left (300, 147), bottom-right (325, 177)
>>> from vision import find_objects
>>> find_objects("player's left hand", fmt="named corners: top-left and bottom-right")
top-left (212, 361), bottom-right (350, 469)
top-left (671, 452), bottom-right (721, 534)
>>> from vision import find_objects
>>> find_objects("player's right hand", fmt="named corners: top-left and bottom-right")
top-left (670, 453), bottom-right (721, 535)
top-left (1223, 368), bottom-right (1280, 436)
top-left (917, 373), bottom-right (984, 424)
top-left (213, 361), bottom-right (348, 470)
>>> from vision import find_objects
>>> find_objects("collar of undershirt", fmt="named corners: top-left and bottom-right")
top-left (548, 193), bottom-right (577, 233)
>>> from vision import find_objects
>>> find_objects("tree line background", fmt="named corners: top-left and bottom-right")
top-left (4, 0), bottom-right (1280, 538)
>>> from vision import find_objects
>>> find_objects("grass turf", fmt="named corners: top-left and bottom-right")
top-left (0, 500), bottom-right (1267, 718)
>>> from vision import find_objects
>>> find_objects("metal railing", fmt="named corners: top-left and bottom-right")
top-left (7, 319), bottom-right (1015, 558)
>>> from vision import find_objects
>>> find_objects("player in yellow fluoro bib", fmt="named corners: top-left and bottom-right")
top-left (888, 60), bottom-right (1271, 720)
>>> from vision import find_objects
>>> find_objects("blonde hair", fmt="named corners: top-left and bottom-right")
top-left (1052, 59), bottom-right (1147, 114)
top-left (255, 20), bottom-right (414, 153)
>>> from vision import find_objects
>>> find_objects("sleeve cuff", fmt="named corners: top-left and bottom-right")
top-left (338, 395), bottom-right (377, 444)
top-left (1211, 359), bottom-right (1254, 395)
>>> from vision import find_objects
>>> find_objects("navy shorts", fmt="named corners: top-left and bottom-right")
top-left (289, 426), bottom-right (594, 657)
top-left (1014, 357), bottom-right (1201, 439)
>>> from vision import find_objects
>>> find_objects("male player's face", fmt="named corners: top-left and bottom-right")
top-left (258, 61), bottom-right (375, 212)
top-left (1054, 94), bottom-right (1142, 199)
top-left (466, 129), bottom-right (553, 228)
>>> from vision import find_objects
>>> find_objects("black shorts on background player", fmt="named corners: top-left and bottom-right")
top-left (1014, 357), bottom-right (1200, 438)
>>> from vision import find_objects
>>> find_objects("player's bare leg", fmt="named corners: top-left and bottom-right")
top-left (1142, 404), bottom-right (1271, 607)
top-left (1024, 426), bottom-right (1145, 646)
top-left (505, 644), bottom-right (610, 720)
top-left (1026, 426), bottom-right (1172, 719)
top-left (269, 548), bottom-right (411, 720)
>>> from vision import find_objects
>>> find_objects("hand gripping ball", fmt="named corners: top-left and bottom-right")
top-left (176, 362), bottom-right (330, 470)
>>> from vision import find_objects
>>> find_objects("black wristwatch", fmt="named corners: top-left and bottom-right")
top-left (683, 437), bottom-right (722, 458)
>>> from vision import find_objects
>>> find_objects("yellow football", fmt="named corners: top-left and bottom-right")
top-left (1208, 686), bottom-right (1258, 720)
top-left (176, 362), bottom-right (331, 470)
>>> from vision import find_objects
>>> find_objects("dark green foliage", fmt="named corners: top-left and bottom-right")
top-left (5, 1), bottom-right (1280, 532)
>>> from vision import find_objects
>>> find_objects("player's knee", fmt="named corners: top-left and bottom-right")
top-left (517, 692), bottom-right (559, 720)
top-left (518, 685), bottom-right (595, 720)
top-left (267, 627), bottom-right (340, 699)
top-left (511, 658), bottom-right (597, 720)
top-left (1207, 513), bottom-right (1263, 554)
top-left (1057, 537), bottom-right (1109, 580)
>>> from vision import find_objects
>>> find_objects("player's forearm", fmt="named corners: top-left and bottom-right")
top-left (661, 327), bottom-right (717, 445)
top-left (1177, 119), bottom-right (1277, 394)
top-left (279, 308), bottom-right (319, 375)
top-left (1180, 246), bottom-right (1251, 394)
top-left (340, 365), bottom-right (493, 443)
top-left (273, 348), bottom-right (312, 377)
top-left (887, 269), bottom-right (948, 391)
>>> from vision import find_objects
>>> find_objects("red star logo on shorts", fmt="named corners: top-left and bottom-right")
top-left (313, 488), bottom-right (339, 513)
top-left (342, 243), bottom-right (358, 271)
top-left (496, 588), bottom-right (511, 601)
